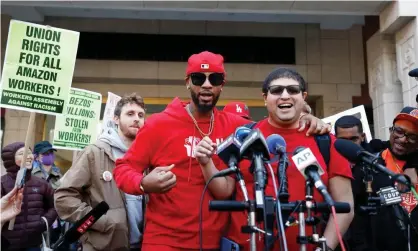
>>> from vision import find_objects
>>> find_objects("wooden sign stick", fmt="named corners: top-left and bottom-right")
top-left (8, 111), bottom-right (36, 230)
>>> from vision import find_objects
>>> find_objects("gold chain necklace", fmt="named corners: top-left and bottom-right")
top-left (186, 104), bottom-right (214, 137)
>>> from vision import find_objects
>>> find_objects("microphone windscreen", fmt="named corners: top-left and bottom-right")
top-left (266, 134), bottom-right (286, 155)
top-left (334, 139), bottom-right (364, 162)
top-left (408, 68), bottom-right (418, 77)
top-left (235, 126), bottom-right (252, 142)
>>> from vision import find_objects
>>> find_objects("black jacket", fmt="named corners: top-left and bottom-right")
top-left (347, 148), bottom-right (418, 251)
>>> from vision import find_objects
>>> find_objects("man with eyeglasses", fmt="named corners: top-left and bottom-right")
top-left (356, 106), bottom-right (418, 251)
top-left (114, 52), bottom-right (330, 251)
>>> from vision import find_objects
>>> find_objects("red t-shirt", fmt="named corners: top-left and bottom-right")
top-left (226, 118), bottom-right (353, 251)
top-left (114, 98), bottom-right (249, 249)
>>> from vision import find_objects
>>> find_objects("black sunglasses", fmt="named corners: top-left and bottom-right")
top-left (267, 85), bottom-right (302, 96)
top-left (189, 72), bottom-right (225, 86)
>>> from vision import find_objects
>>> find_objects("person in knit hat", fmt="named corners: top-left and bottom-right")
top-left (1, 142), bottom-right (57, 251)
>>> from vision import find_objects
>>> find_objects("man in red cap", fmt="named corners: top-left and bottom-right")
top-left (223, 101), bottom-right (251, 119)
top-left (114, 51), bottom-right (330, 251)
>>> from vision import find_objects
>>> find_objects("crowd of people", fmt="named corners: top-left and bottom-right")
top-left (1, 50), bottom-right (417, 251)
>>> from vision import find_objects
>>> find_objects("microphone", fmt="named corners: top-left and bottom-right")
top-left (214, 128), bottom-right (252, 202)
top-left (240, 129), bottom-right (270, 160)
top-left (377, 187), bottom-right (407, 231)
top-left (213, 126), bottom-right (253, 179)
top-left (266, 134), bottom-right (289, 202)
top-left (239, 129), bottom-right (271, 247)
top-left (51, 201), bottom-right (110, 250)
top-left (214, 133), bottom-right (243, 179)
top-left (235, 126), bottom-right (252, 142)
top-left (292, 147), bottom-right (335, 206)
top-left (240, 129), bottom-right (270, 190)
top-left (334, 139), bottom-right (411, 187)
top-left (409, 67), bottom-right (418, 77)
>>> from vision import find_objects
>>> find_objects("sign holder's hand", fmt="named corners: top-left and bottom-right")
top-left (1, 187), bottom-right (24, 226)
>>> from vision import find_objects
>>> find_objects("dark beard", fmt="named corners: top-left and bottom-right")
top-left (119, 124), bottom-right (137, 140)
top-left (190, 90), bottom-right (220, 113)
top-left (388, 144), bottom-right (414, 161)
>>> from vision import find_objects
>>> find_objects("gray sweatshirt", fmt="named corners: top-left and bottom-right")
top-left (98, 128), bottom-right (144, 249)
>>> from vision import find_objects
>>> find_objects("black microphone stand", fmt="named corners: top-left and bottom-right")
top-left (241, 154), bottom-right (270, 251)
top-left (278, 155), bottom-right (290, 203)
top-left (230, 157), bottom-right (257, 251)
top-left (281, 179), bottom-right (330, 251)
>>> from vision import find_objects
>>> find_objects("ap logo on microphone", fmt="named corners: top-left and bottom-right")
top-left (292, 148), bottom-right (316, 169)
top-left (291, 148), bottom-right (325, 178)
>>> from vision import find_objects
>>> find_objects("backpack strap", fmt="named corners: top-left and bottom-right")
top-left (314, 134), bottom-right (331, 168)
top-left (313, 134), bottom-right (332, 234)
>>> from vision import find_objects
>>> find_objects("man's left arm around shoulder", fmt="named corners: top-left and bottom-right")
top-left (323, 175), bottom-right (355, 250)
top-left (298, 113), bottom-right (331, 136)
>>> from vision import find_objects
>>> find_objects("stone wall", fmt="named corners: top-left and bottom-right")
top-left (1, 16), bottom-right (367, 147)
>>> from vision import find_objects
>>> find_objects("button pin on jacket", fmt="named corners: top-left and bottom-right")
top-left (103, 171), bottom-right (113, 182)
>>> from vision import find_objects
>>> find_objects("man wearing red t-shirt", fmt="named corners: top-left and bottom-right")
top-left (114, 52), bottom-right (331, 251)
top-left (196, 68), bottom-right (354, 251)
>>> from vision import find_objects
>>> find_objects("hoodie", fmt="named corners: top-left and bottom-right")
top-left (1, 142), bottom-right (57, 250)
top-left (99, 128), bottom-right (144, 249)
top-left (114, 97), bottom-right (249, 249)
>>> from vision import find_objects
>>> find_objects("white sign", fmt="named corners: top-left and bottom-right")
top-left (322, 105), bottom-right (373, 142)
top-left (101, 92), bottom-right (121, 132)
top-left (52, 88), bottom-right (102, 150)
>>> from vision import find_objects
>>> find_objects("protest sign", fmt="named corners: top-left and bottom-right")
top-left (102, 92), bottom-right (121, 132)
top-left (0, 20), bottom-right (79, 115)
top-left (53, 88), bottom-right (102, 150)
top-left (322, 105), bottom-right (373, 142)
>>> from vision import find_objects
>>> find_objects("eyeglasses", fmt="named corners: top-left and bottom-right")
top-left (267, 85), bottom-right (302, 96)
top-left (390, 126), bottom-right (418, 143)
top-left (189, 72), bottom-right (224, 86)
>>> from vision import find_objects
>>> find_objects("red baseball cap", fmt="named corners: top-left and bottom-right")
top-left (223, 102), bottom-right (251, 119)
top-left (186, 51), bottom-right (226, 76)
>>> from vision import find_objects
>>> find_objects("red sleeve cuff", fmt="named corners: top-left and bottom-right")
top-left (131, 173), bottom-right (145, 195)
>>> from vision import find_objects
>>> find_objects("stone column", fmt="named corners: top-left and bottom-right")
top-left (367, 33), bottom-right (403, 140)
top-left (367, 1), bottom-right (418, 140)
top-left (395, 18), bottom-right (418, 107)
